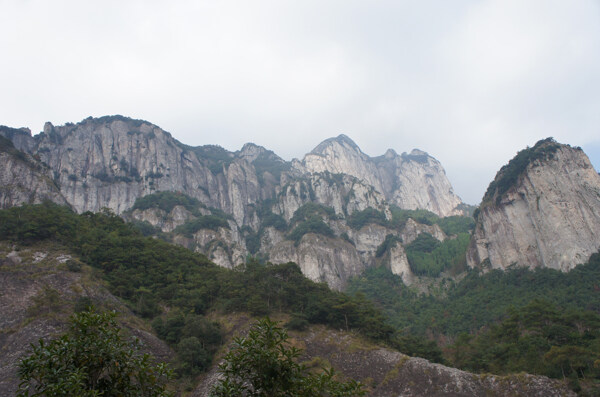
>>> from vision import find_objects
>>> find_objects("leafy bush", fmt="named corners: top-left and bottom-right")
top-left (245, 231), bottom-right (261, 254)
top-left (188, 145), bottom-right (234, 174)
top-left (290, 203), bottom-right (336, 225)
top-left (407, 233), bottom-right (440, 253)
top-left (347, 208), bottom-right (388, 230)
top-left (435, 216), bottom-right (475, 235)
top-left (210, 318), bottom-right (365, 397)
top-left (285, 313), bottom-right (310, 331)
top-left (152, 311), bottom-right (221, 376)
top-left (252, 151), bottom-right (291, 182)
top-left (173, 215), bottom-right (230, 236)
top-left (389, 206), bottom-right (437, 228)
top-left (288, 216), bottom-right (335, 244)
top-left (375, 234), bottom-right (400, 258)
top-left (18, 308), bottom-right (172, 397)
top-left (129, 220), bottom-right (160, 237)
top-left (261, 212), bottom-right (287, 231)
top-left (405, 233), bottom-right (469, 277)
top-left (131, 191), bottom-right (201, 214)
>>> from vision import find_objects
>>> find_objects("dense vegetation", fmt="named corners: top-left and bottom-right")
top-left (389, 206), bottom-right (475, 235)
top-left (252, 151), bottom-right (291, 182)
top-left (348, 256), bottom-right (600, 393)
top-left (172, 215), bottom-right (230, 236)
top-left (6, 199), bottom-right (597, 392)
top-left (349, 256), bottom-right (600, 336)
top-left (483, 137), bottom-right (564, 204)
top-left (18, 309), bottom-right (172, 397)
top-left (188, 145), bottom-right (234, 174)
top-left (130, 191), bottom-right (201, 214)
top-left (211, 318), bottom-right (365, 397)
top-left (347, 206), bottom-right (474, 237)
top-left (448, 300), bottom-right (600, 392)
top-left (286, 203), bottom-right (338, 244)
top-left (0, 203), bottom-right (397, 377)
top-left (288, 216), bottom-right (335, 244)
top-left (347, 208), bottom-right (388, 230)
top-left (405, 233), bottom-right (470, 276)
top-left (290, 202), bottom-right (337, 225)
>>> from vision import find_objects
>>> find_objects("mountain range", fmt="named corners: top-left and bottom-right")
top-left (2, 115), bottom-right (600, 395)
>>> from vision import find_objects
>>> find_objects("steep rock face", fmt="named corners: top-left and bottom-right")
top-left (0, 126), bottom-right (36, 153)
top-left (298, 135), bottom-right (463, 217)
top-left (268, 234), bottom-right (364, 290)
top-left (274, 173), bottom-right (388, 222)
top-left (32, 117), bottom-right (273, 226)
top-left (389, 244), bottom-right (415, 285)
top-left (172, 223), bottom-right (246, 269)
top-left (1, 116), bottom-right (468, 290)
top-left (0, 136), bottom-right (67, 209)
top-left (126, 205), bottom-right (197, 233)
top-left (401, 218), bottom-right (446, 245)
top-left (468, 139), bottom-right (600, 271)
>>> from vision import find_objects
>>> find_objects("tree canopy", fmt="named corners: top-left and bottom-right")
top-left (210, 318), bottom-right (365, 397)
top-left (18, 308), bottom-right (172, 397)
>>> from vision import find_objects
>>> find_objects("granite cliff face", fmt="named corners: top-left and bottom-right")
top-left (0, 132), bottom-right (67, 209)
top-left (467, 139), bottom-right (600, 271)
top-left (0, 116), bottom-right (467, 289)
top-left (32, 117), bottom-right (275, 226)
top-left (298, 134), bottom-right (464, 217)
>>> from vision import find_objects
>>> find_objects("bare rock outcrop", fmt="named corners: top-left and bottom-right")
top-left (468, 139), bottom-right (600, 271)
top-left (298, 135), bottom-right (464, 217)
top-left (0, 116), bottom-right (469, 290)
top-left (193, 323), bottom-right (574, 397)
top-left (268, 234), bottom-right (364, 290)
top-left (0, 134), bottom-right (67, 209)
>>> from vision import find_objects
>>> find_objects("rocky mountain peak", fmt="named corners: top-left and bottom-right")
top-left (0, 115), bottom-right (468, 289)
top-left (408, 148), bottom-right (428, 157)
top-left (300, 135), bottom-right (463, 217)
top-left (236, 142), bottom-right (285, 164)
top-left (383, 148), bottom-right (397, 159)
top-left (468, 138), bottom-right (600, 272)
top-left (0, 125), bottom-right (34, 152)
top-left (43, 121), bottom-right (53, 134)
top-left (309, 134), bottom-right (362, 156)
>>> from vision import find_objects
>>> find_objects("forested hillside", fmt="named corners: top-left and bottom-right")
top-left (348, 256), bottom-right (600, 394)
top-left (0, 203), bottom-right (395, 377)
top-left (1, 202), bottom-right (591, 395)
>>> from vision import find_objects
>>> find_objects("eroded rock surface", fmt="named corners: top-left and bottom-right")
top-left (192, 322), bottom-right (574, 397)
top-left (0, 116), bottom-right (468, 289)
top-left (298, 135), bottom-right (464, 217)
top-left (468, 140), bottom-right (600, 271)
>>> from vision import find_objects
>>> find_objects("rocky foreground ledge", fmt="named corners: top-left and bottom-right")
top-left (192, 319), bottom-right (574, 397)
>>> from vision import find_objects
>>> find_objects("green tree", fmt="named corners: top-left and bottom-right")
top-left (18, 308), bottom-right (172, 397)
top-left (210, 318), bottom-right (365, 397)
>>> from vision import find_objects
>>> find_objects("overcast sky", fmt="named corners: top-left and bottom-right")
top-left (1, 0), bottom-right (599, 204)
